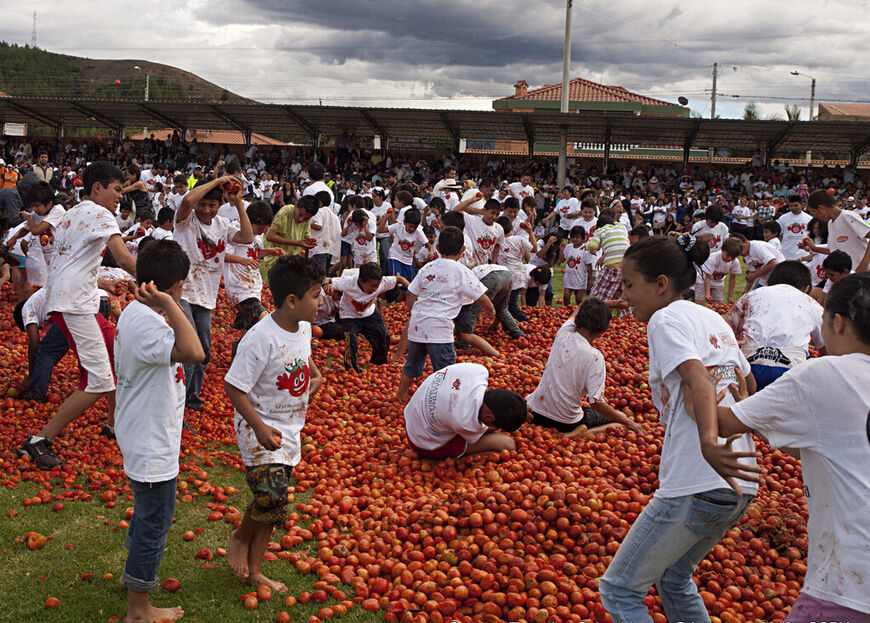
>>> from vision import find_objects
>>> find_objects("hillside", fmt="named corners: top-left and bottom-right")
top-left (0, 42), bottom-right (252, 103)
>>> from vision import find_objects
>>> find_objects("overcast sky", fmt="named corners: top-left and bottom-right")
top-left (3, 0), bottom-right (870, 119)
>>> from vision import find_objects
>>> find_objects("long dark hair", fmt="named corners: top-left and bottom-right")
top-left (826, 273), bottom-right (870, 344)
top-left (624, 233), bottom-right (710, 291)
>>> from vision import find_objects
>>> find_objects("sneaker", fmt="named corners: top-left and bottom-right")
top-left (99, 424), bottom-right (116, 440)
top-left (19, 436), bottom-right (64, 469)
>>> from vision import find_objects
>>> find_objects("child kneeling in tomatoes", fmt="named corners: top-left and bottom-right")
top-left (114, 240), bottom-right (205, 623)
top-left (224, 255), bottom-right (324, 593)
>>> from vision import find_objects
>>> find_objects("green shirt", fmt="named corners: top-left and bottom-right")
top-left (262, 204), bottom-right (310, 277)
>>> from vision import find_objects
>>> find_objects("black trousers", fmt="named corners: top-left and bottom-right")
top-left (342, 309), bottom-right (389, 372)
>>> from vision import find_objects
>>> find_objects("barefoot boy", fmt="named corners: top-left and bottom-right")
top-left (114, 240), bottom-right (205, 623)
top-left (224, 255), bottom-right (324, 591)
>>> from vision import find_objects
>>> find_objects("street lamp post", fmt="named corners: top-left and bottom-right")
top-left (790, 70), bottom-right (816, 121)
top-left (134, 65), bottom-right (150, 139)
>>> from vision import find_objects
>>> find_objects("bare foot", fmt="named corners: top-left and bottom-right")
top-left (248, 573), bottom-right (288, 594)
top-left (228, 529), bottom-right (249, 581)
top-left (126, 604), bottom-right (184, 622)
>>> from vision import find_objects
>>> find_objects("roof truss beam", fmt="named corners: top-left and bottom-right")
top-left (3, 101), bottom-right (60, 127)
top-left (282, 107), bottom-right (317, 138)
top-left (208, 105), bottom-right (248, 133)
top-left (521, 114), bottom-right (535, 145)
top-left (439, 112), bottom-right (460, 142)
top-left (767, 122), bottom-right (797, 152)
top-left (71, 103), bottom-right (122, 129)
top-left (359, 109), bottom-right (387, 137)
top-left (139, 104), bottom-right (184, 130)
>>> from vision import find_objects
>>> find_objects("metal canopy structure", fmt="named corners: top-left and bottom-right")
top-left (2, 96), bottom-right (870, 165)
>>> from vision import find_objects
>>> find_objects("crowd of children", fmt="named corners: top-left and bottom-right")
top-left (1, 159), bottom-right (868, 623)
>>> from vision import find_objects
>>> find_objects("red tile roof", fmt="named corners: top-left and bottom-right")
top-left (497, 77), bottom-right (679, 107)
top-left (818, 103), bottom-right (870, 118)
top-left (129, 128), bottom-right (286, 146)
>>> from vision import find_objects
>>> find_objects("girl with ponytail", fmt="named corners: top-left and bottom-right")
top-left (599, 233), bottom-right (764, 623)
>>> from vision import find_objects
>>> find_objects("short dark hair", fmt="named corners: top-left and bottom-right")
top-left (173, 174), bottom-right (187, 185)
top-left (422, 225), bottom-right (435, 237)
top-left (761, 221), bottom-right (781, 236)
top-left (247, 200), bottom-right (274, 226)
top-left (23, 181), bottom-right (55, 208)
top-left (440, 211), bottom-right (465, 231)
top-left (437, 226), bottom-right (464, 256)
top-left (483, 199), bottom-right (501, 213)
top-left (483, 389), bottom-right (526, 432)
top-left (479, 177), bottom-right (498, 190)
top-left (580, 199), bottom-right (597, 212)
top-left (827, 273), bottom-right (870, 345)
top-left (575, 297), bottom-right (611, 334)
top-left (156, 207), bottom-right (175, 226)
top-left (358, 262), bottom-right (382, 282)
top-left (569, 225), bottom-right (587, 239)
top-left (403, 208), bottom-right (422, 227)
top-left (496, 215), bottom-right (511, 236)
top-left (193, 178), bottom-right (222, 202)
top-left (808, 189), bottom-right (835, 210)
top-left (530, 266), bottom-right (551, 285)
top-left (82, 161), bottom-right (125, 196)
top-left (767, 261), bottom-right (811, 291)
top-left (268, 255), bottom-right (324, 308)
top-left (308, 162), bottom-right (325, 181)
top-left (722, 237), bottom-right (745, 256)
top-left (296, 194), bottom-right (319, 216)
top-left (596, 212), bottom-right (615, 227)
top-left (136, 239), bottom-right (190, 290)
top-left (428, 197), bottom-right (445, 211)
top-left (822, 249), bottom-right (852, 273)
top-left (351, 209), bottom-right (366, 226)
top-left (503, 197), bottom-right (519, 211)
top-left (629, 225), bottom-right (648, 239)
top-left (314, 190), bottom-right (331, 209)
top-left (624, 234), bottom-right (710, 292)
top-left (394, 190), bottom-right (414, 208)
top-left (704, 206), bottom-right (724, 223)
top-left (787, 195), bottom-right (803, 204)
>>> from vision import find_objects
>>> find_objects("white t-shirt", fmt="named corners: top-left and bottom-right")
top-left (576, 216), bottom-right (597, 242)
top-left (21, 287), bottom-right (50, 328)
top-left (828, 209), bottom-right (870, 269)
top-left (166, 192), bottom-right (186, 213)
top-left (152, 227), bottom-right (173, 241)
top-left (745, 240), bottom-right (784, 286)
top-left (563, 243), bottom-right (593, 290)
top-left (731, 205), bottom-right (755, 226)
top-left (526, 320), bottom-right (605, 424)
top-left (403, 363), bottom-right (489, 451)
top-left (805, 249), bottom-right (828, 287)
top-left (332, 273), bottom-right (397, 319)
top-left (498, 234), bottom-right (533, 290)
top-left (114, 301), bottom-right (186, 483)
top-left (732, 354), bottom-right (870, 613)
top-left (697, 250), bottom-right (741, 287)
top-left (463, 214), bottom-right (504, 267)
top-left (224, 315), bottom-right (312, 468)
top-left (407, 259), bottom-right (487, 343)
top-left (45, 200), bottom-right (122, 315)
top-left (30, 204), bottom-right (65, 264)
top-left (729, 285), bottom-right (824, 366)
top-left (766, 236), bottom-right (782, 253)
top-left (370, 201), bottom-right (392, 239)
top-left (223, 222), bottom-right (264, 305)
top-left (388, 223), bottom-right (428, 266)
top-left (691, 221), bottom-right (730, 253)
top-left (302, 180), bottom-right (334, 208)
top-left (647, 300), bottom-right (758, 498)
top-left (348, 222), bottom-right (377, 265)
top-left (556, 198), bottom-right (580, 231)
top-left (116, 214), bottom-right (135, 231)
top-left (777, 211), bottom-right (813, 260)
top-left (460, 187), bottom-right (485, 211)
top-left (216, 200), bottom-right (249, 223)
top-left (174, 212), bottom-right (233, 309)
top-left (509, 182), bottom-right (535, 201)
top-left (309, 207), bottom-right (341, 259)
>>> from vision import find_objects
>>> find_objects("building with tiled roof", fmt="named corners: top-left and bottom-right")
top-left (493, 78), bottom-right (688, 116)
top-left (129, 128), bottom-right (286, 146)
top-left (817, 103), bottom-right (870, 122)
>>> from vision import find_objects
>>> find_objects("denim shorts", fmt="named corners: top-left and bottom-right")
top-left (388, 259), bottom-right (414, 290)
top-left (122, 477), bottom-right (177, 593)
top-left (340, 240), bottom-right (352, 258)
top-left (402, 340), bottom-right (455, 378)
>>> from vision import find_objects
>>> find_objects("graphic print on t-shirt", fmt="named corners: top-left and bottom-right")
top-left (175, 365), bottom-right (185, 385)
top-left (351, 299), bottom-right (369, 313)
top-left (787, 222), bottom-right (806, 235)
top-left (198, 235), bottom-right (225, 260)
top-left (276, 359), bottom-right (310, 397)
top-left (566, 256), bottom-right (581, 269)
top-left (476, 234), bottom-right (496, 250)
top-left (398, 239), bottom-right (414, 252)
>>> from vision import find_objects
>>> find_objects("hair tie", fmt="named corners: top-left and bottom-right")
top-left (677, 234), bottom-right (696, 253)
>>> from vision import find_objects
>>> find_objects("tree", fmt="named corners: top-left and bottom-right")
top-left (784, 104), bottom-right (802, 121)
top-left (743, 102), bottom-right (760, 120)
top-left (766, 112), bottom-right (785, 121)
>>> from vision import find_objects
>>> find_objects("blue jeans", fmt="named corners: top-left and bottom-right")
top-left (508, 288), bottom-right (529, 322)
top-left (180, 300), bottom-right (212, 410)
top-left (342, 310), bottom-right (389, 371)
top-left (122, 477), bottom-right (177, 593)
top-left (402, 340), bottom-right (455, 378)
top-left (600, 488), bottom-right (753, 623)
top-left (312, 253), bottom-right (331, 274)
top-left (377, 236), bottom-right (391, 271)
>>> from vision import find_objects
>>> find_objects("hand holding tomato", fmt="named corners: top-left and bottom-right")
top-left (255, 424), bottom-right (282, 451)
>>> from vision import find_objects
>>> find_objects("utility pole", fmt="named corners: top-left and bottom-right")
top-left (31, 12), bottom-right (37, 47)
top-left (809, 77), bottom-right (815, 121)
top-left (710, 62), bottom-right (717, 119)
top-left (557, 0), bottom-right (573, 188)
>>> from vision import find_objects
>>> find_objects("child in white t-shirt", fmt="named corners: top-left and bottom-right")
top-left (116, 204), bottom-right (135, 231)
top-left (560, 225), bottom-right (593, 306)
top-left (600, 234), bottom-right (760, 622)
top-left (403, 363), bottom-right (526, 459)
top-left (222, 201), bottom-right (285, 351)
top-left (413, 226), bottom-right (438, 269)
top-left (14, 181), bottom-right (65, 289)
top-left (712, 273), bottom-right (870, 623)
top-left (114, 239), bottom-right (205, 623)
top-left (729, 261), bottom-right (826, 390)
top-left (454, 198), bottom-right (505, 266)
top-left (381, 207), bottom-right (430, 292)
top-left (690, 205), bottom-right (729, 253)
top-left (528, 299), bottom-right (644, 437)
top-left (343, 208), bottom-right (376, 267)
top-left (224, 255), bottom-right (324, 592)
top-left (776, 197), bottom-right (812, 260)
top-left (151, 208), bottom-right (174, 241)
top-left (803, 189), bottom-right (870, 273)
top-left (330, 263), bottom-right (407, 373)
top-left (122, 212), bottom-right (154, 258)
top-left (174, 175), bottom-right (254, 411)
top-left (496, 215), bottom-right (535, 296)
top-left (20, 163), bottom-right (139, 470)
top-left (722, 234), bottom-right (783, 295)
top-left (695, 249), bottom-right (741, 303)
top-left (395, 226), bottom-right (493, 401)
top-left (761, 221), bottom-right (783, 254)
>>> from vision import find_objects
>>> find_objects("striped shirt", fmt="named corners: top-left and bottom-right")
top-left (586, 224), bottom-right (629, 266)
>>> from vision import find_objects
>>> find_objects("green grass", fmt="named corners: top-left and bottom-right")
top-left (0, 457), bottom-right (382, 623)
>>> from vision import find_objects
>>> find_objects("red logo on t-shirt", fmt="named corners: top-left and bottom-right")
top-left (276, 359), bottom-right (309, 397)
top-left (837, 235), bottom-right (849, 243)
top-left (398, 239), bottom-right (414, 252)
top-left (175, 365), bottom-right (185, 385)
top-left (477, 235), bottom-right (496, 250)
top-left (712, 272), bottom-right (726, 280)
top-left (816, 264), bottom-right (826, 279)
top-left (425, 274), bottom-right (436, 281)
top-left (355, 234), bottom-right (368, 246)
top-left (566, 257), bottom-right (580, 269)
top-left (197, 236), bottom-right (225, 260)
top-left (246, 247), bottom-right (259, 261)
top-left (787, 223), bottom-right (805, 234)
top-left (709, 335), bottom-right (720, 349)
top-left (350, 299), bottom-right (369, 313)
top-left (452, 379), bottom-right (461, 390)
